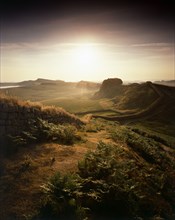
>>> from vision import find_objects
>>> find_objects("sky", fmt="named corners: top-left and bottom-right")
top-left (1, 0), bottom-right (174, 82)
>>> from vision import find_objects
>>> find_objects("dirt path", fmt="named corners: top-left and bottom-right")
top-left (0, 129), bottom-right (113, 220)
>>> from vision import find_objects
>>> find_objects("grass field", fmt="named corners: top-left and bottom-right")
top-left (2, 85), bottom-right (115, 114)
top-left (1, 83), bottom-right (175, 219)
top-left (42, 98), bottom-right (103, 113)
top-left (42, 98), bottom-right (115, 113)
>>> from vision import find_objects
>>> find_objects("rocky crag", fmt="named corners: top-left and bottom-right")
top-left (93, 78), bottom-right (123, 98)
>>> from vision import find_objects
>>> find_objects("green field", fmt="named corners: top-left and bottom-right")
top-left (42, 98), bottom-right (103, 113)
top-left (42, 97), bottom-right (115, 113)
top-left (2, 85), bottom-right (115, 114)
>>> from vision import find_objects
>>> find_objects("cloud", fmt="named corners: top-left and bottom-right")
top-left (131, 43), bottom-right (172, 47)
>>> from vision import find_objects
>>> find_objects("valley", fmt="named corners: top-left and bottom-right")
top-left (0, 78), bottom-right (175, 220)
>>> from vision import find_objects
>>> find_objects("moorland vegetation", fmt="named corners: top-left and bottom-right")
top-left (0, 78), bottom-right (175, 219)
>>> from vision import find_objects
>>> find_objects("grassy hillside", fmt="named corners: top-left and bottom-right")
top-left (0, 94), bottom-right (84, 155)
top-left (114, 83), bottom-right (158, 110)
top-left (93, 82), bottom-right (175, 128)
top-left (0, 81), bottom-right (175, 220)
top-left (94, 82), bottom-right (158, 111)
top-left (1, 117), bottom-right (175, 220)
top-left (0, 93), bottom-right (83, 121)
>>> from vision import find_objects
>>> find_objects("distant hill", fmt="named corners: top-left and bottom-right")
top-left (154, 80), bottom-right (175, 87)
top-left (93, 79), bottom-right (175, 125)
top-left (0, 82), bottom-right (18, 87)
top-left (93, 79), bottom-right (158, 111)
top-left (20, 79), bottom-right (101, 89)
top-left (1, 78), bottom-right (101, 89)
top-left (19, 78), bottom-right (66, 86)
top-left (76, 80), bottom-right (101, 90)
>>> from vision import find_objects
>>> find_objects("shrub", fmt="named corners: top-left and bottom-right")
top-left (34, 119), bottom-right (78, 145)
top-left (39, 172), bottom-right (83, 220)
top-left (83, 120), bottom-right (104, 133)
top-left (131, 127), bottom-right (171, 147)
top-left (110, 126), bottom-right (175, 170)
top-left (7, 119), bottom-right (79, 149)
top-left (38, 141), bottom-right (175, 219)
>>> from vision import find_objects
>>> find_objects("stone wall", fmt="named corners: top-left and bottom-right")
top-left (0, 100), bottom-right (83, 137)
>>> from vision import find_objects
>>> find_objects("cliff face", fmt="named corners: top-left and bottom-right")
top-left (0, 96), bottom-right (83, 137)
top-left (93, 78), bottom-right (123, 98)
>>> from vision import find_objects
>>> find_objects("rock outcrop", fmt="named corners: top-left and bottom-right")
top-left (93, 78), bottom-right (123, 98)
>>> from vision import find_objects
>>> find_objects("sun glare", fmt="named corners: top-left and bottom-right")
top-left (73, 44), bottom-right (97, 65)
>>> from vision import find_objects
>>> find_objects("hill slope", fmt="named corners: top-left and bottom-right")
top-left (0, 85), bottom-right (175, 219)
top-left (0, 94), bottom-right (84, 138)
top-left (93, 80), bottom-right (175, 125)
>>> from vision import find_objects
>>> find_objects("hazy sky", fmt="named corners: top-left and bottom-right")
top-left (1, 0), bottom-right (174, 82)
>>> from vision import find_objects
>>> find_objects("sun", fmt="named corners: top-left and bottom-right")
top-left (73, 44), bottom-right (97, 65)
top-left (68, 42), bottom-right (101, 80)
